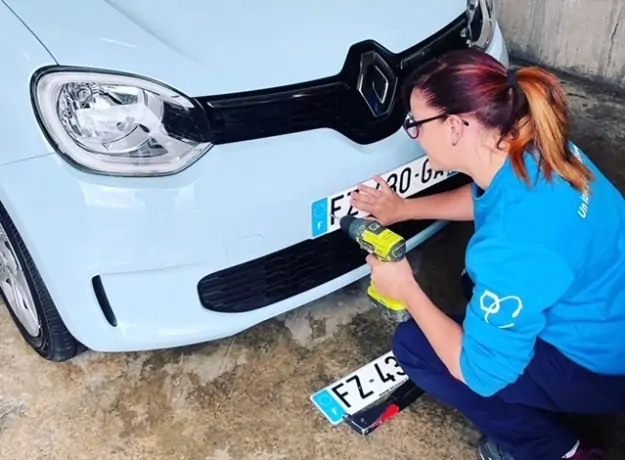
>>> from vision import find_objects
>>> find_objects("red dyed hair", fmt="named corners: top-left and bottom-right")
top-left (402, 49), bottom-right (593, 193)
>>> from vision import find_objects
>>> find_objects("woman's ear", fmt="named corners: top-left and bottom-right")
top-left (448, 115), bottom-right (465, 146)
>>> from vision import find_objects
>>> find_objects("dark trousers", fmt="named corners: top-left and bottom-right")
top-left (393, 272), bottom-right (625, 460)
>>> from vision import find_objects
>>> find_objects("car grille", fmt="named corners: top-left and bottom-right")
top-left (195, 14), bottom-right (470, 146)
top-left (197, 173), bottom-right (471, 313)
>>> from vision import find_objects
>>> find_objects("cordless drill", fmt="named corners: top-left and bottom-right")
top-left (339, 214), bottom-right (412, 322)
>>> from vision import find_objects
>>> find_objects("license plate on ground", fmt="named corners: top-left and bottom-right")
top-left (310, 155), bottom-right (454, 238)
top-left (310, 350), bottom-right (409, 425)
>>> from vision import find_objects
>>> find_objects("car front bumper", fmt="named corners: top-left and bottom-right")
top-left (1, 25), bottom-right (509, 353)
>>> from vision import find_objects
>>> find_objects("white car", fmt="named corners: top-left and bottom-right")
top-left (0, 0), bottom-right (508, 361)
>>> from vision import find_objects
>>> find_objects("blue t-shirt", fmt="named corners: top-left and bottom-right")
top-left (459, 142), bottom-right (625, 397)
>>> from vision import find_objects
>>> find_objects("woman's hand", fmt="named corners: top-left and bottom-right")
top-left (366, 254), bottom-right (420, 304)
top-left (349, 176), bottom-right (407, 226)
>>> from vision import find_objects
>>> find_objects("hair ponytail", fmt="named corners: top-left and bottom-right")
top-left (508, 67), bottom-right (594, 193)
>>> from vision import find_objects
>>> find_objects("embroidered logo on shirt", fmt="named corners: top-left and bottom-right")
top-left (479, 289), bottom-right (523, 329)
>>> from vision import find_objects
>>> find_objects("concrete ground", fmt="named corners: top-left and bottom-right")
top-left (2, 66), bottom-right (625, 460)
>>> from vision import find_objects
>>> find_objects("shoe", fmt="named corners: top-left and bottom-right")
top-left (477, 437), bottom-right (607, 460)
top-left (477, 438), bottom-right (517, 460)
top-left (568, 446), bottom-right (606, 460)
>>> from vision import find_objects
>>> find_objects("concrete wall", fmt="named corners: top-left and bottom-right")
top-left (496, 0), bottom-right (625, 88)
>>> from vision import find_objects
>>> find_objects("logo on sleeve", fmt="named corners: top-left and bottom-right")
top-left (479, 289), bottom-right (523, 329)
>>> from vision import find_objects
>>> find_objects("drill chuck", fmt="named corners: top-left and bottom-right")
top-left (339, 214), bottom-right (406, 262)
top-left (339, 214), bottom-right (356, 235)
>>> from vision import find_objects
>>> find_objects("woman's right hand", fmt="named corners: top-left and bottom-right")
top-left (349, 175), bottom-right (408, 226)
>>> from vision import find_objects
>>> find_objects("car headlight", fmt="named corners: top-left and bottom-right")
top-left (32, 68), bottom-right (213, 177)
top-left (464, 0), bottom-right (497, 50)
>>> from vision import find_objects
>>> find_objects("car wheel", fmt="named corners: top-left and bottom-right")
top-left (0, 201), bottom-right (85, 361)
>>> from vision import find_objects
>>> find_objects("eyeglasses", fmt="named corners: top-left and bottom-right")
top-left (403, 113), bottom-right (469, 139)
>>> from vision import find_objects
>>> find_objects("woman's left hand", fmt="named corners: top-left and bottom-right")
top-left (366, 254), bottom-right (420, 304)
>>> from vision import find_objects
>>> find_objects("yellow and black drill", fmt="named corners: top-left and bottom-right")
top-left (339, 214), bottom-right (412, 323)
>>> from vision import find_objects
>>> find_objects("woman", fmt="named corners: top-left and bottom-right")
top-left (349, 48), bottom-right (625, 460)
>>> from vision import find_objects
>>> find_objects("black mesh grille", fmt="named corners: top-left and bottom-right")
top-left (197, 173), bottom-right (471, 313)
top-left (195, 14), bottom-right (470, 145)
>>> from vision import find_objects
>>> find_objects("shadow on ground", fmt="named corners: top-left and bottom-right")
top-left (1, 65), bottom-right (624, 460)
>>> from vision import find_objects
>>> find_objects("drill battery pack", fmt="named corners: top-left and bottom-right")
top-left (367, 284), bottom-right (413, 323)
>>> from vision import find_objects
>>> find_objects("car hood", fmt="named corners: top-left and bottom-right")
top-left (7, 0), bottom-right (466, 96)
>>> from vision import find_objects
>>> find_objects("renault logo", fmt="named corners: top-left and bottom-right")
top-left (356, 51), bottom-right (398, 118)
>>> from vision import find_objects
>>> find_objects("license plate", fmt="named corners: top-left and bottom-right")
top-left (310, 350), bottom-right (409, 425)
top-left (310, 155), bottom-right (454, 238)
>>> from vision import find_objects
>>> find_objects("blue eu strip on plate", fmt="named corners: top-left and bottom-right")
top-left (310, 388), bottom-right (347, 425)
top-left (311, 197), bottom-right (329, 238)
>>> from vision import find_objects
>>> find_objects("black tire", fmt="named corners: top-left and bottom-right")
top-left (0, 201), bottom-right (85, 361)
